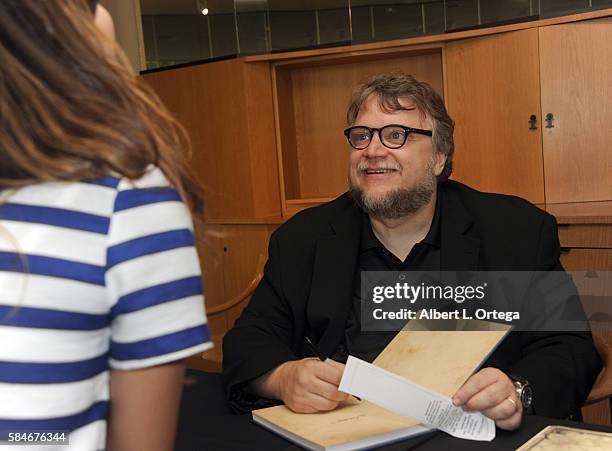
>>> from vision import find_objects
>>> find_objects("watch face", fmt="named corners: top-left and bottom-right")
top-left (521, 384), bottom-right (533, 409)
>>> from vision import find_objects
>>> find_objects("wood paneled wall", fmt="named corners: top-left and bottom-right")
top-left (445, 29), bottom-right (545, 204)
top-left (539, 19), bottom-right (612, 204)
top-left (142, 60), bottom-right (281, 220)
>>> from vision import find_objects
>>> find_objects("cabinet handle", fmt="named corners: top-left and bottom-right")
top-left (529, 114), bottom-right (537, 130)
top-left (545, 113), bottom-right (555, 128)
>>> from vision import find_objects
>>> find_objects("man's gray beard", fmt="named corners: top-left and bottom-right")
top-left (349, 165), bottom-right (437, 220)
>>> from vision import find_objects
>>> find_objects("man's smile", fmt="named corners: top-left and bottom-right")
top-left (357, 161), bottom-right (401, 178)
top-left (363, 168), bottom-right (397, 174)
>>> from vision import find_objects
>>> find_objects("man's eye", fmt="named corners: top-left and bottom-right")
top-left (386, 130), bottom-right (406, 141)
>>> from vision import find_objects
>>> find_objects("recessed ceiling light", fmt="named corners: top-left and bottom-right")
top-left (201, 7), bottom-right (209, 15)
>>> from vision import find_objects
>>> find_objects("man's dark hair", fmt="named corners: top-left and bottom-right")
top-left (347, 73), bottom-right (455, 181)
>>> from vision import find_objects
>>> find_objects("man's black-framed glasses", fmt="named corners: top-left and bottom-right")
top-left (343, 124), bottom-right (433, 150)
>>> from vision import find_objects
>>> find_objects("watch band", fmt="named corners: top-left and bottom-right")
top-left (507, 373), bottom-right (533, 410)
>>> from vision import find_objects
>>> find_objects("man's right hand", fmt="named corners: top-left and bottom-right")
top-left (251, 358), bottom-right (348, 413)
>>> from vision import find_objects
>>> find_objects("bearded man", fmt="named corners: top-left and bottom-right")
top-left (222, 73), bottom-right (601, 429)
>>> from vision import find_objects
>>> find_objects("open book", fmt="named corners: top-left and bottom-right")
top-left (252, 318), bottom-right (511, 451)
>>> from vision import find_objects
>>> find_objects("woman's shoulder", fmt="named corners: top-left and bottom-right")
top-left (114, 165), bottom-right (172, 191)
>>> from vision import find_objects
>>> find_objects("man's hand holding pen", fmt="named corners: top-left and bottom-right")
top-left (250, 357), bottom-right (349, 413)
top-left (249, 336), bottom-right (351, 413)
top-left (273, 358), bottom-right (349, 413)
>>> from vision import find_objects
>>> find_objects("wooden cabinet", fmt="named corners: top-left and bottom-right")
top-left (143, 11), bottom-right (612, 218)
top-left (142, 59), bottom-right (281, 220)
top-left (266, 13), bottom-right (612, 213)
top-left (445, 29), bottom-right (544, 204)
top-left (445, 18), bottom-right (612, 207)
top-left (539, 19), bottom-right (612, 204)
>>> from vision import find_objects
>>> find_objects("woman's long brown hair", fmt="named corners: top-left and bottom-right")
top-left (0, 0), bottom-right (202, 216)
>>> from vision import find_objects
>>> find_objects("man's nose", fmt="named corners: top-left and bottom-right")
top-left (363, 131), bottom-right (389, 158)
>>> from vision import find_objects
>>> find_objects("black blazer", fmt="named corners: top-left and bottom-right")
top-left (223, 180), bottom-right (601, 417)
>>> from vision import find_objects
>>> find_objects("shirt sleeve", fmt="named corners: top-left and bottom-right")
top-left (104, 167), bottom-right (212, 370)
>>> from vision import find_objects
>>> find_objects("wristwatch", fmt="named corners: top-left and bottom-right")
top-left (508, 373), bottom-right (533, 411)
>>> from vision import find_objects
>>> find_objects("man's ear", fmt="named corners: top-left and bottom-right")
top-left (433, 151), bottom-right (447, 177)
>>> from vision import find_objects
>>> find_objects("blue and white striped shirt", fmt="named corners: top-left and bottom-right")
top-left (0, 166), bottom-right (212, 450)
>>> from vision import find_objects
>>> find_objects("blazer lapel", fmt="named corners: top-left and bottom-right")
top-left (440, 185), bottom-right (480, 271)
top-left (306, 197), bottom-right (361, 357)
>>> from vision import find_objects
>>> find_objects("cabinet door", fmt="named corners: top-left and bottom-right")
top-left (142, 60), bottom-right (281, 219)
top-left (540, 19), bottom-right (612, 204)
top-left (445, 28), bottom-right (544, 204)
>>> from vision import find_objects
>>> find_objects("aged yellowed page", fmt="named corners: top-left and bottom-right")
top-left (253, 319), bottom-right (510, 449)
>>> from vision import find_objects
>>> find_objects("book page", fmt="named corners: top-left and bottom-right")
top-left (340, 356), bottom-right (495, 441)
top-left (254, 398), bottom-right (424, 448)
top-left (373, 320), bottom-right (511, 397)
top-left (253, 318), bottom-right (510, 448)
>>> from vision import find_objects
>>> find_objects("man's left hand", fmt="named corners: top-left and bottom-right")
top-left (452, 367), bottom-right (522, 431)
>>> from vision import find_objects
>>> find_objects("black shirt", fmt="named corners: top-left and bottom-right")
top-left (332, 193), bottom-right (442, 363)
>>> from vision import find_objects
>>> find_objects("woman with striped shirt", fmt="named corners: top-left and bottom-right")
top-left (0, 1), bottom-right (212, 449)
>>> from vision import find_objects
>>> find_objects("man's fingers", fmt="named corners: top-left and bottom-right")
top-left (480, 395), bottom-right (519, 420)
top-left (462, 383), bottom-right (510, 412)
top-left (281, 358), bottom-right (348, 413)
top-left (309, 361), bottom-right (348, 402)
top-left (452, 368), bottom-right (500, 406)
top-left (313, 359), bottom-right (344, 385)
top-left (324, 359), bottom-right (346, 371)
top-left (286, 392), bottom-right (335, 413)
top-left (287, 402), bottom-right (318, 414)
top-left (495, 408), bottom-right (523, 431)
top-left (311, 378), bottom-right (349, 402)
top-left (307, 392), bottom-right (342, 412)
top-left (451, 367), bottom-right (522, 432)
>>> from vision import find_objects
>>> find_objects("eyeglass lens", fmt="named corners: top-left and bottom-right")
top-left (348, 125), bottom-right (407, 149)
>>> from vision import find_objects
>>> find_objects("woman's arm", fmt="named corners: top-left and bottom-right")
top-left (107, 360), bottom-right (186, 451)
